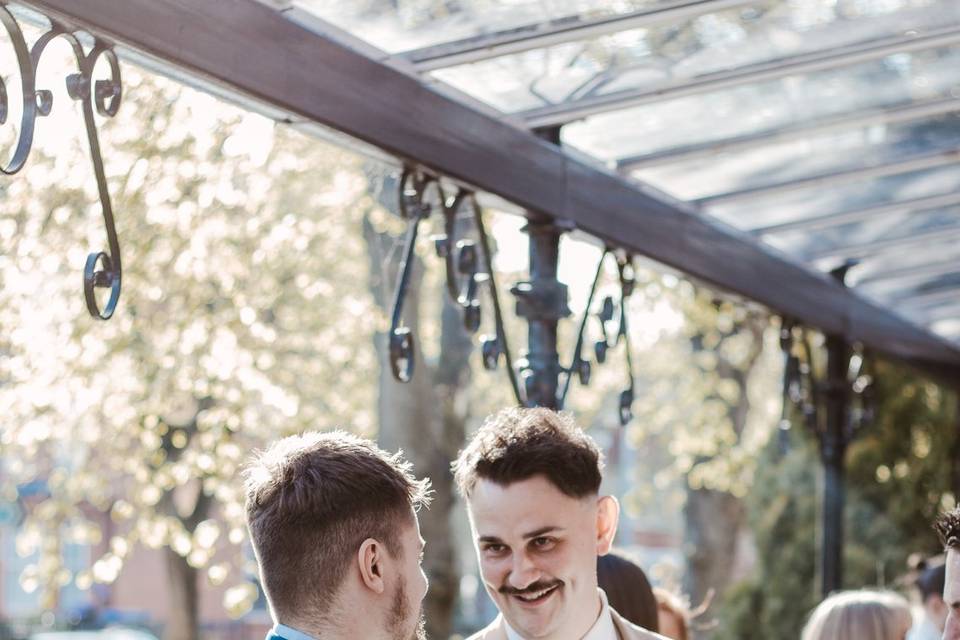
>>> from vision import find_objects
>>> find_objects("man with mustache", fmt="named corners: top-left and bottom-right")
top-left (935, 507), bottom-right (960, 640)
top-left (244, 431), bottom-right (431, 640)
top-left (454, 407), bottom-right (666, 640)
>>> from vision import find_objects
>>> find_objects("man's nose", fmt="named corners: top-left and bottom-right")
top-left (506, 551), bottom-right (541, 589)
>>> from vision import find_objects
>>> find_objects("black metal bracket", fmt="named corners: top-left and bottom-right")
top-left (557, 249), bottom-right (637, 424)
top-left (777, 320), bottom-right (874, 452)
top-left (0, 6), bottom-right (124, 319)
top-left (387, 165), bottom-right (523, 403)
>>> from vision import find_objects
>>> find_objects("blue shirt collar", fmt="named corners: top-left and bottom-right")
top-left (271, 623), bottom-right (318, 640)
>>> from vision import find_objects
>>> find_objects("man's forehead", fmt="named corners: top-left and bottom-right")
top-left (467, 476), bottom-right (594, 532)
top-left (469, 475), bottom-right (590, 506)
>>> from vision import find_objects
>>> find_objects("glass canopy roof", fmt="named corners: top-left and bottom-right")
top-left (282, 0), bottom-right (960, 341)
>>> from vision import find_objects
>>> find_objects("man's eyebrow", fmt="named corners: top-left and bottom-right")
top-left (522, 526), bottom-right (562, 539)
top-left (477, 527), bottom-right (564, 544)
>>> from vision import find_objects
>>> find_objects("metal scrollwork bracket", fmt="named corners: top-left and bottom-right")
top-left (0, 6), bottom-right (123, 319)
top-left (777, 319), bottom-right (874, 453)
top-left (558, 249), bottom-right (637, 424)
top-left (388, 167), bottom-right (433, 383)
top-left (387, 165), bottom-right (523, 404)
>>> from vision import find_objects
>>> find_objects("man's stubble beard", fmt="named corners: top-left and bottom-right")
top-left (389, 575), bottom-right (427, 640)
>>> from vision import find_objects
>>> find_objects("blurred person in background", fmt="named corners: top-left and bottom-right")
top-left (596, 550), bottom-right (659, 632)
top-left (244, 431), bottom-right (432, 640)
top-left (653, 588), bottom-right (691, 640)
top-left (906, 555), bottom-right (946, 640)
top-left (934, 508), bottom-right (960, 640)
top-left (800, 590), bottom-right (911, 640)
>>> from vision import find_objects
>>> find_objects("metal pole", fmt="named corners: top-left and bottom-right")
top-left (820, 264), bottom-right (853, 597)
top-left (821, 331), bottom-right (850, 597)
top-left (512, 126), bottom-right (571, 408)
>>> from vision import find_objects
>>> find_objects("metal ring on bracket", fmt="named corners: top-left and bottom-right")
top-left (83, 251), bottom-right (121, 320)
top-left (89, 46), bottom-right (122, 117)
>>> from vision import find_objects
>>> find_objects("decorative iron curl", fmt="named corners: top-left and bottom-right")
top-left (0, 8), bottom-right (123, 319)
top-left (777, 319), bottom-right (874, 452)
top-left (558, 249), bottom-right (637, 425)
top-left (388, 167), bottom-right (433, 383)
top-left (386, 166), bottom-right (523, 404)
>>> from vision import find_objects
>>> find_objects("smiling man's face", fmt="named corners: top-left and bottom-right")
top-left (466, 474), bottom-right (618, 640)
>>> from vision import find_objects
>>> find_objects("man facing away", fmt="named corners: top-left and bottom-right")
top-left (243, 431), bottom-right (431, 640)
top-left (936, 508), bottom-right (960, 640)
top-left (453, 407), bottom-right (666, 640)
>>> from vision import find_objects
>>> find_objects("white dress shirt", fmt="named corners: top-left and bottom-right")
top-left (504, 588), bottom-right (618, 640)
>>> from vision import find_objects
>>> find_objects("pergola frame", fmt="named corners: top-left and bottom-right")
top-left (22, 0), bottom-right (960, 383)
top-left (15, 0), bottom-right (960, 601)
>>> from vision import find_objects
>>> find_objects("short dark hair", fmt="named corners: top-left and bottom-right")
top-left (244, 431), bottom-right (430, 623)
top-left (916, 560), bottom-right (946, 602)
top-left (598, 550), bottom-right (659, 632)
top-left (935, 508), bottom-right (960, 551)
top-left (452, 407), bottom-right (603, 499)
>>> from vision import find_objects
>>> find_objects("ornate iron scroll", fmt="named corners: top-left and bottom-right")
top-left (387, 166), bottom-right (524, 403)
top-left (0, 6), bottom-right (123, 319)
top-left (558, 250), bottom-right (637, 424)
top-left (778, 320), bottom-right (874, 449)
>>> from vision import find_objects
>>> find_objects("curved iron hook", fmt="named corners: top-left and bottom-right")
top-left (4, 18), bottom-right (124, 319)
top-left (557, 250), bottom-right (636, 424)
top-left (615, 255), bottom-right (636, 425)
top-left (388, 167), bottom-right (432, 382)
top-left (558, 248), bottom-right (608, 408)
top-left (0, 5), bottom-right (38, 176)
top-left (468, 193), bottom-right (524, 405)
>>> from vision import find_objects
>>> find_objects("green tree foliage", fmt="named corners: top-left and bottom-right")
top-left (716, 358), bottom-right (957, 639)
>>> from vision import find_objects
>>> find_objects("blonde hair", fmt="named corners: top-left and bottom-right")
top-left (800, 590), bottom-right (912, 640)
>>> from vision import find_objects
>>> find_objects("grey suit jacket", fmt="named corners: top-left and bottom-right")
top-left (465, 607), bottom-right (669, 640)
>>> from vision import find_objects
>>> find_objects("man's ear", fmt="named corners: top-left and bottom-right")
top-left (595, 495), bottom-right (620, 555)
top-left (358, 538), bottom-right (387, 594)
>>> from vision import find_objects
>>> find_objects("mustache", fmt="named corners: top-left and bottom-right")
top-left (499, 579), bottom-right (563, 596)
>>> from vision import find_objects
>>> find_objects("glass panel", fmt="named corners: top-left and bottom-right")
top-left (625, 113), bottom-right (960, 201)
top-left (788, 206), bottom-right (960, 261)
top-left (864, 269), bottom-right (960, 303)
top-left (565, 46), bottom-right (960, 162)
top-left (292, 0), bottom-right (681, 54)
top-left (701, 164), bottom-right (960, 233)
top-left (427, 0), bottom-right (957, 112)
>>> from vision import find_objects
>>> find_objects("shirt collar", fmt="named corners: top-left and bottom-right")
top-left (504, 588), bottom-right (617, 640)
top-left (271, 623), bottom-right (318, 640)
